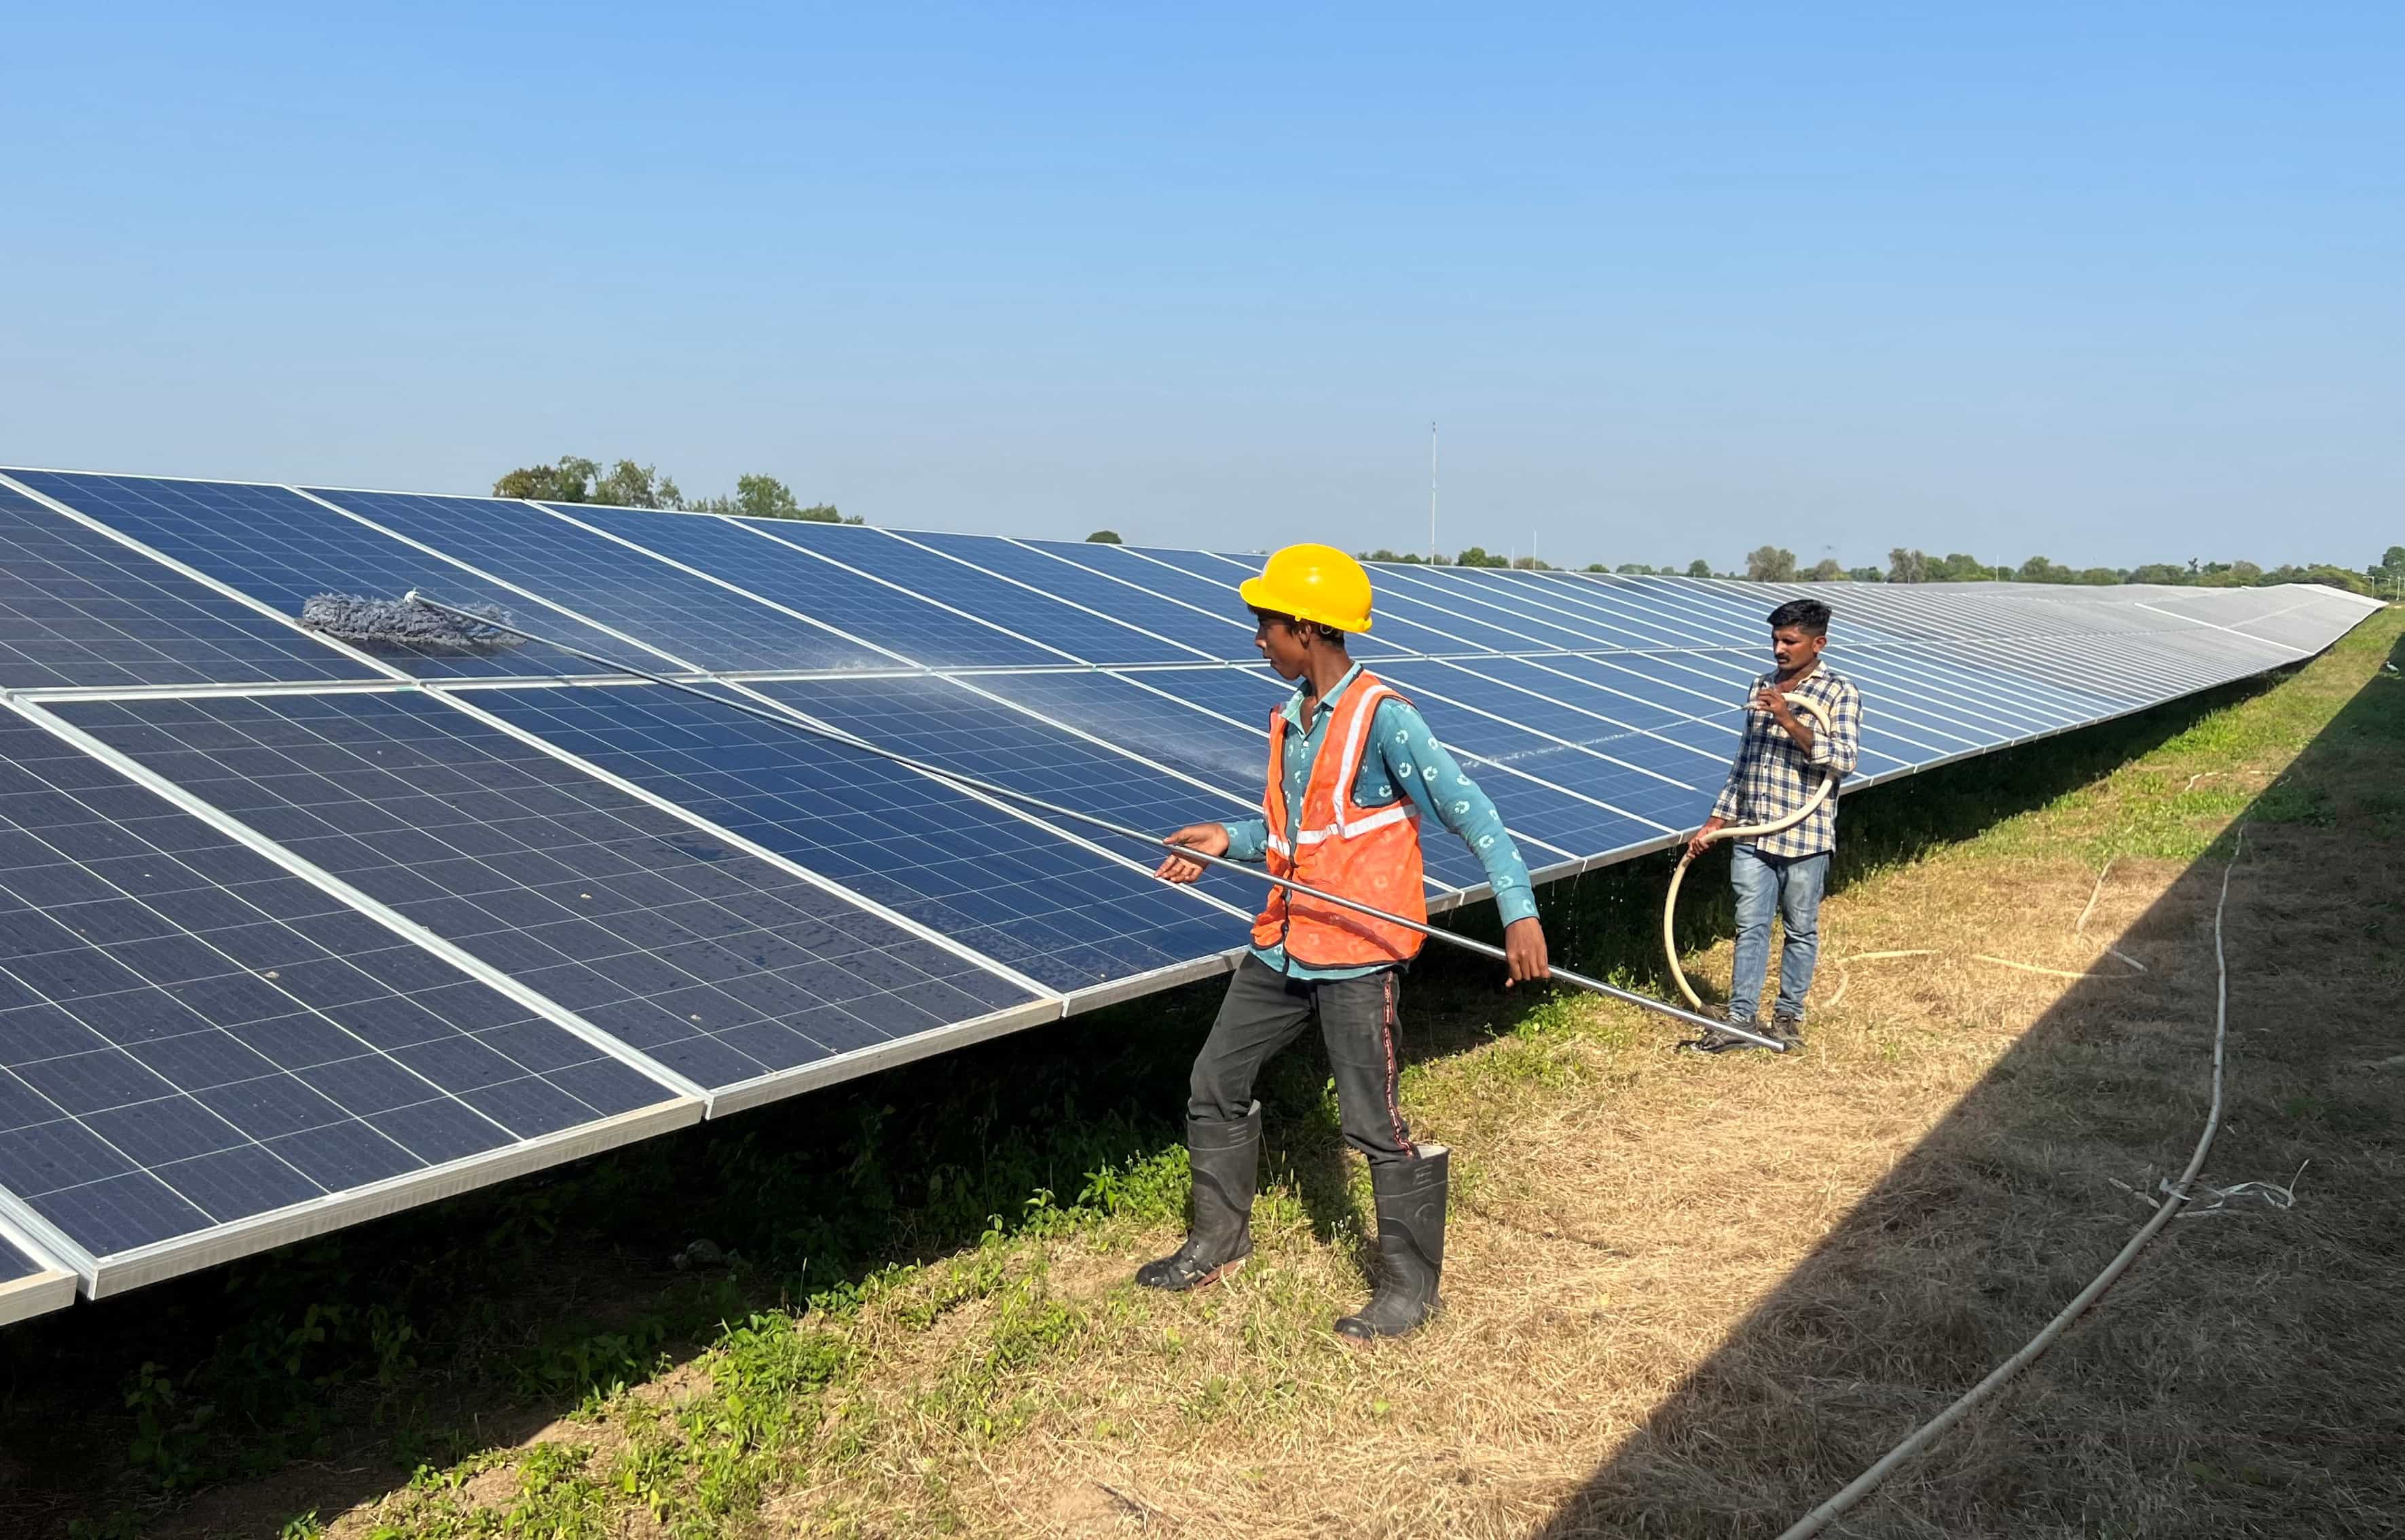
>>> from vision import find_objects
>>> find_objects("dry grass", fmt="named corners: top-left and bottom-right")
top-left (296, 610), bottom-right (2402, 1539)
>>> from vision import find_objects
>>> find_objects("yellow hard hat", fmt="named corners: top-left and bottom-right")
top-left (1240, 543), bottom-right (1375, 633)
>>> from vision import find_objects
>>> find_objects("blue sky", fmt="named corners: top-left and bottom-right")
top-left (4, 3), bottom-right (2397, 571)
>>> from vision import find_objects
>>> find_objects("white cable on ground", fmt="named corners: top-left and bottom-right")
top-left (2072, 857), bottom-right (2117, 935)
top-left (1821, 858), bottom-right (2150, 1010)
top-left (2166, 1160), bottom-right (2308, 1220)
top-left (1776, 823), bottom-right (2251, 1540)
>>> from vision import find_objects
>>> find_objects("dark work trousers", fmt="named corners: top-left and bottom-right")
top-left (1188, 954), bottom-right (1419, 1165)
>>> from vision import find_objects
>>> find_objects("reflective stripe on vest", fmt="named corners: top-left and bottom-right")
top-left (1251, 675), bottom-right (1429, 967)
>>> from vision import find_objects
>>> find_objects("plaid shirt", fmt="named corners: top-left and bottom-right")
top-left (1708, 666), bottom-right (1862, 858)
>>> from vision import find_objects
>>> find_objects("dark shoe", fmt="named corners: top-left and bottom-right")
top-left (1681, 1018), bottom-right (1769, 1053)
top-left (1136, 1103), bottom-right (1261, 1291)
top-left (1334, 1146), bottom-right (1448, 1342)
top-left (1769, 1015), bottom-right (1805, 1048)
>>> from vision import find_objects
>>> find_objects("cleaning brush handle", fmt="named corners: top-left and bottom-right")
top-left (395, 594), bottom-right (1770, 1046)
top-left (1162, 841), bottom-right (1781, 1046)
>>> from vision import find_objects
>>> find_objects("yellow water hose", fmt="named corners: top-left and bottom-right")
top-left (1662, 693), bottom-right (1835, 1012)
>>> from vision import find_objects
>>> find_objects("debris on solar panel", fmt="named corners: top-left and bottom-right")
top-left (299, 591), bottom-right (523, 652)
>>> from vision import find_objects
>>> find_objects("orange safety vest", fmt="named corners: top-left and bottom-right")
top-left (1250, 674), bottom-right (1428, 968)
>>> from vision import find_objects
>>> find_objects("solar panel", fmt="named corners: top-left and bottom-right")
top-left (0, 708), bottom-right (693, 1295)
top-left (0, 460), bottom-right (2382, 1317)
top-left (0, 479), bottom-right (377, 690)
top-left (48, 689), bottom-right (1053, 1108)
top-left (777, 526), bottom-right (1236, 664)
top-left (750, 674), bottom-right (1263, 849)
top-left (544, 505), bottom-right (1071, 670)
top-left (902, 534), bottom-right (1274, 661)
top-left (5, 472), bottom-right (666, 680)
top-left (454, 682), bottom-right (1251, 995)
top-left (306, 490), bottom-right (902, 674)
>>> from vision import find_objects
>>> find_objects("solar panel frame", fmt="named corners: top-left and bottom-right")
top-left (0, 1210), bottom-right (77, 1323)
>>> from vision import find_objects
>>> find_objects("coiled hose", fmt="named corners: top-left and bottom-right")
top-left (1662, 693), bottom-right (1835, 1012)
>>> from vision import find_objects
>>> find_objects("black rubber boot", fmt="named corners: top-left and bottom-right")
top-left (1334, 1145), bottom-right (1448, 1342)
top-left (1135, 1102), bottom-right (1261, 1291)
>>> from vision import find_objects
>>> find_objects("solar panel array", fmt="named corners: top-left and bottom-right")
top-left (0, 464), bottom-right (2381, 1317)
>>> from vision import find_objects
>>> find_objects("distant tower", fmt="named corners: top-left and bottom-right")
top-left (1428, 421), bottom-right (1438, 563)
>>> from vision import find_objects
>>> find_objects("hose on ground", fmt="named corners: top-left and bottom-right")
top-left (1662, 693), bottom-right (1835, 1012)
top-left (1775, 823), bottom-right (2251, 1539)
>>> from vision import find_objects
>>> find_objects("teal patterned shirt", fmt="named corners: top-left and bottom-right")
top-left (1218, 663), bottom-right (1537, 978)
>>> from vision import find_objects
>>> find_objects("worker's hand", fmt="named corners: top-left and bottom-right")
top-left (1502, 917), bottom-right (1550, 987)
top-left (1154, 823), bottom-right (1230, 884)
top-left (1687, 816), bottom-right (1727, 860)
top-left (1752, 686), bottom-right (1812, 750)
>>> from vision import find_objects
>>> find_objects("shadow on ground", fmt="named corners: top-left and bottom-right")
top-left (0, 661), bottom-right (2321, 1537)
top-left (1534, 635), bottom-right (2405, 1537)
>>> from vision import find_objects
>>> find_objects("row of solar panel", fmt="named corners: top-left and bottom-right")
top-left (0, 466), bottom-right (2378, 1316)
top-left (0, 469), bottom-right (2353, 708)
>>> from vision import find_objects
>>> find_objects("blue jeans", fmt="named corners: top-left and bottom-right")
top-left (1729, 845), bottom-right (1830, 1024)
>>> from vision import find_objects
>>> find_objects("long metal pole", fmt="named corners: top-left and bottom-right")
top-left (393, 593), bottom-right (1777, 1047)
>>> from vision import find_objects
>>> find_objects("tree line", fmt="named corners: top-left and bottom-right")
top-left (1363, 547), bottom-right (1719, 577)
top-left (482, 462), bottom-right (2396, 598)
top-left (492, 456), bottom-right (860, 524)
top-left (1357, 542), bottom-right (2400, 596)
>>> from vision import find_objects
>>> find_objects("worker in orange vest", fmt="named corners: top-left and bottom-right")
top-left (1148, 545), bottom-right (1549, 1341)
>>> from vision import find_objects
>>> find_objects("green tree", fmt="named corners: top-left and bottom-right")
top-left (2127, 562), bottom-right (2191, 585)
top-left (696, 474), bottom-right (852, 524)
top-left (497, 456), bottom-right (855, 522)
top-left (494, 455), bottom-right (604, 502)
top-left (1086, 529), bottom-right (1124, 544)
top-left (1846, 566), bottom-right (1885, 583)
top-left (1887, 547), bottom-right (1929, 583)
top-left (1454, 546), bottom-right (1509, 568)
top-left (1929, 552), bottom-right (2000, 582)
top-left (1801, 557), bottom-right (1844, 582)
top-left (1686, 558), bottom-right (1713, 579)
top-left (492, 455), bottom-right (684, 508)
top-left (595, 460), bottom-right (683, 509)
top-left (2287, 564), bottom-right (2371, 594)
top-left (1744, 545), bottom-right (1798, 582)
top-left (1509, 555), bottom-right (1554, 570)
top-left (2075, 568), bottom-right (2123, 585)
top-left (1582, 562), bottom-right (1612, 573)
top-left (2364, 546), bottom-right (2404, 598)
